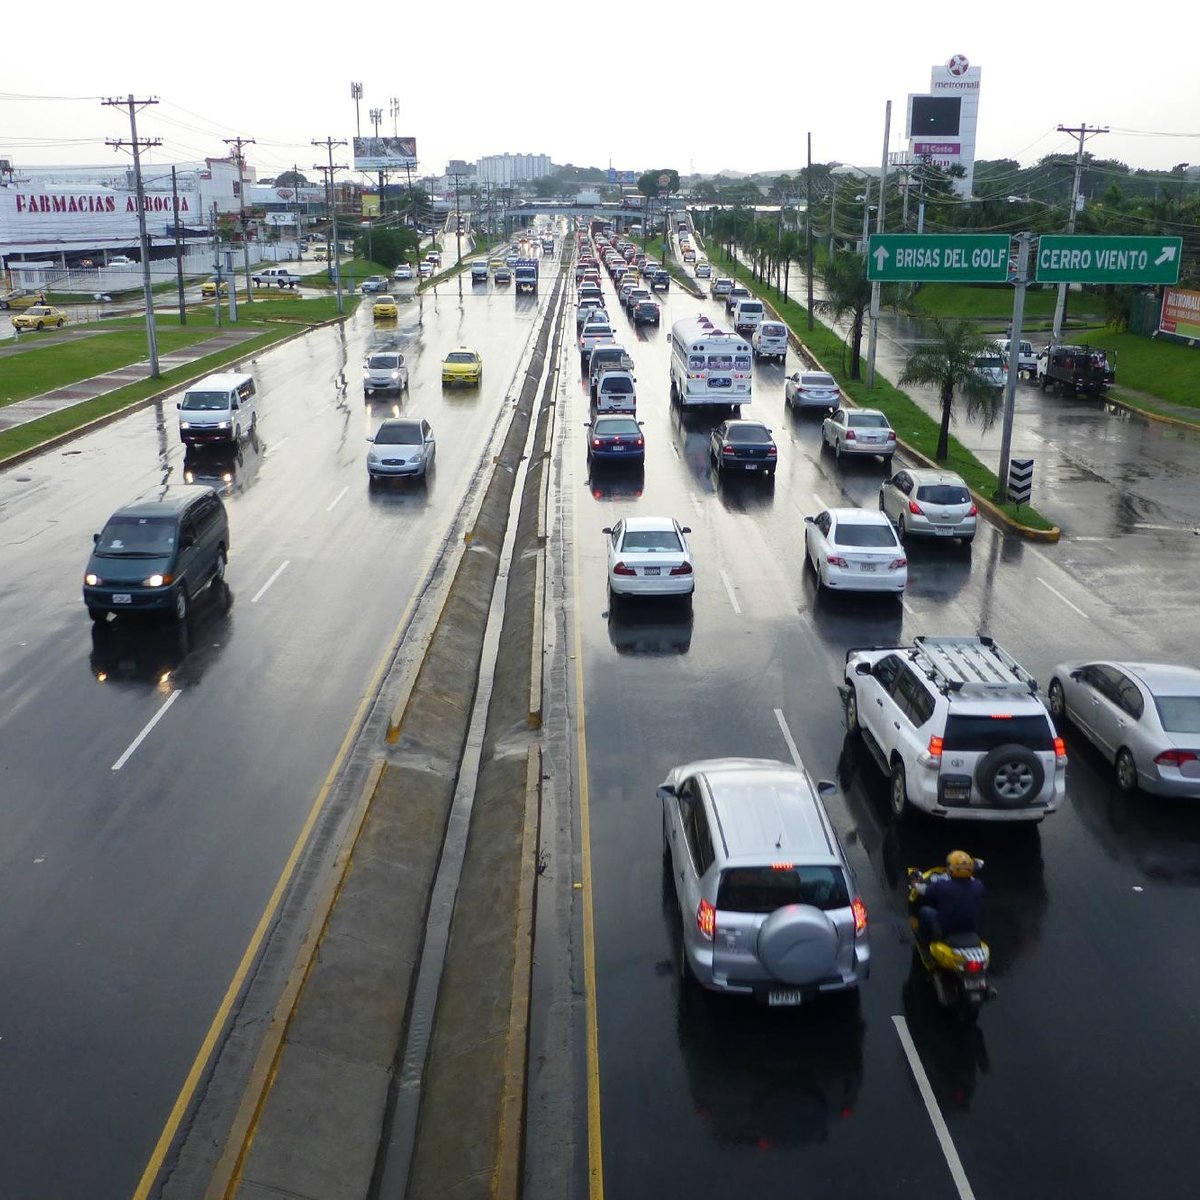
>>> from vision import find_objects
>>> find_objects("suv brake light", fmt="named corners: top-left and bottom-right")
top-left (928, 735), bottom-right (944, 757)
top-left (696, 898), bottom-right (716, 940)
top-left (851, 896), bottom-right (868, 936)
top-left (1055, 737), bottom-right (1068, 760)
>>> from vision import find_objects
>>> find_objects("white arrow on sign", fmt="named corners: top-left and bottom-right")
top-left (872, 246), bottom-right (890, 271)
top-left (1155, 245), bottom-right (1178, 266)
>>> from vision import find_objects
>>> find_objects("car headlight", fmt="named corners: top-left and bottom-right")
top-left (143, 573), bottom-right (173, 587)
top-left (85, 572), bottom-right (101, 586)
top-left (390, 371), bottom-right (400, 379)
top-left (180, 420), bottom-right (191, 429)
top-left (217, 421), bottom-right (229, 429)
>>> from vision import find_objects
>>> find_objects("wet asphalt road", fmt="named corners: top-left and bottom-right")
top-left (559, 261), bottom-right (1200, 1199)
top-left (0, 258), bottom-right (556, 1197)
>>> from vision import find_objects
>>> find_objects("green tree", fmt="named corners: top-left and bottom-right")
top-left (814, 251), bottom-right (872, 379)
top-left (274, 170), bottom-right (309, 189)
top-left (356, 225), bottom-right (420, 266)
top-left (897, 316), bottom-right (1000, 461)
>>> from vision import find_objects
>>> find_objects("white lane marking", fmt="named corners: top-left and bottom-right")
top-left (251, 560), bottom-right (290, 603)
top-left (892, 1015), bottom-right (977, 1200)
top-left (901, 596), bottom-right (916, 616)
top-left (812, 492), bottom-right (829, 510)
top-left (112, 690), bottom-right (182, 771)
top-left (1036, 576), bottom-right (1088, 619)
top-left (268, 436), bottom-right (289, 455)
top-left (1134, 522), bottom-right (1191, 532)
top-left (773, 708), bottom-right (802, 767)
top-left (719, 568), bottom-right (742, 614)
top-left (326, 485), bottom-right (350, 512)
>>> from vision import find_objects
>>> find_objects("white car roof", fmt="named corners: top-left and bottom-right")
top-left (623, 515), bottom-right (681, 532)
top-left (825, 507), bottom-right (894, 525)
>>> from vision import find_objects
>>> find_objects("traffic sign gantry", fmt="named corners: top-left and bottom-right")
top-left (1035, 235), bottom-right (1183, 285)
top-left (867, 233), bottom-right (1011, 283)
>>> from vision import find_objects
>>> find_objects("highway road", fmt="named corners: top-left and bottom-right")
top-left (0, 251), bottom-right (558, 1198)
top-left (541, 239), bottom-right (1200, 1200)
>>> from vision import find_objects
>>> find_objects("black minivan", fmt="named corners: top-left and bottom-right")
top-left (83, 486), bottom-right (229, 623)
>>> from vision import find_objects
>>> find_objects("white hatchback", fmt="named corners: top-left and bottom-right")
top-left (822, 407), bottom-right (896, 464)
top-left (603, 516), bottom-right (695, 604)
top-left (804, 507), bottom-right (907, 595)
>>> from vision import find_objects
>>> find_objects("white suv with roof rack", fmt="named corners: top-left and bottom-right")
top-left (844, 635), bottom-right (1066, 823)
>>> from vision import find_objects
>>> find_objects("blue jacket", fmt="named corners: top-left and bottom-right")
top-left (924, 875), bottom-right (985, 936)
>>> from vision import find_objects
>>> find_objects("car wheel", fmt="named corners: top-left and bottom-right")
top-left (1047, 678), bottom-right (1067, 724)
top-left (1115, 747), bottom-right (1139, 795)
top-left (212, 548), bottom-right (227, 588)
top-left (975, 744), bottom-right (1044, 807)
top-left (960, 535), bottom-right (974, 548)
top-left (882, 455), bottom-right (894, 467)
top-left (878, 491), bottom-right (886, 511)
top-left (890, 759), bottom-right (910, 820)
top-left (845, 685), bottom-right (861, 734)
top-left (173, 587), bottom-right (189, 625)
top-left (36, 321), bottom-right (44, 330)
top-left (897, 515), bottom-right (907, 542)
top-left (56, 319), bottom-right (64, 329)
top-left (834, 440), bottom-right (843, 462)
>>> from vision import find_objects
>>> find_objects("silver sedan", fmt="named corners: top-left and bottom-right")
top-left (821, 408), bottom-right (896, 464)
top-left (1047, 661), bottom-right (1200, 797)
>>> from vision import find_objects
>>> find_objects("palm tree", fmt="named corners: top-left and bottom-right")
top-left (814, 251), bottom-right (872, 378)
top-left (898, 316), bottom-right (1002, 461)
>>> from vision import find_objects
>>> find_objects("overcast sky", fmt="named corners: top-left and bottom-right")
top-left (4, 2), bottom-right (1197, 186)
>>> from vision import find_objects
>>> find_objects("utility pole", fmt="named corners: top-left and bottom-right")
top-left (171, 166), bottom-right (186, 324)
top-left (866, 100), bottom-right (891, 390)
top-left (211, 202), bottom-right (222, 328)
top-left (224, 135), bottom-right (256, 305)
top-left (450, 169), bottom-right (465, 266)
top-left (1051, 122), bottom-right (1107, 342)
top-left (350, 82), bottom-right (363, 139)
top-left (389, 95), bottom-right (400, 136)
top-left (313, 138), bottom-right (348, 313)
top-left (806, 131), bottom-right (814, 329)
top-left (103, 94), bottom-right (161, 377)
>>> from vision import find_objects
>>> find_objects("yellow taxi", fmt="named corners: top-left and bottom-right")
top-left (488, 259), bottom-right (507, 275)
top-left (12, 305), bottom-right (67, 331)
top-left (201, 278), bottom-right (230, 298)
top-left (372, 294), bottom-right (399, 320)
top-left (441, 347), bottom-right (483, 387)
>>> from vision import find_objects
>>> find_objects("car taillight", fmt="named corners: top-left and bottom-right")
top-left (907, 500), bottom-right (924, 515)
top-left (851, 896), bottom-right (868, 936)
top-left (1155, 749), bottom-right (1198, 767)
top-left (635, 438), bottom-right (644, 447)
top-left (767, 446), bottom-right (777, 457)
top-left (968, 504), bottom-right (978, 516)
top-left (845, 429), bottom-right (856, 440)
top-left (592, 438), bottom-right (603, 448)
top-left (889, 558), bottom-right (907, 570)
top-left (723, 445), bottom-right (736, 455)
top-left (1055, 737), bottom-right (1068, 759)
top-left (696, 899), bottom-right (716, 940)
top-left (928, 735), bottom-right (944, 757)
top-left (669, 562), bottom-right (693, 576)
top-left (886, 431), bottom-right (896, 441)
top-left (964, 958), bottom-right (984, 974)
top-left (612, 562), bottom-right (636, 576)
top-left (827, 555), bottom-right (849, 568)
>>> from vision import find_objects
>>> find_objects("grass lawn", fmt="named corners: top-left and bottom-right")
top-left (904, 282), bottom-right (1107, 326)
top-left (711, 247), bottom-right (1055, 531)
top-left (1081, 329), bottom-right (1200, 410)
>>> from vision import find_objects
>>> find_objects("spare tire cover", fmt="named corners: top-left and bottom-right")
top-left (974, 743), bottom-right (1045, 808)
top-left (756, 905), bottom-right (839, 985)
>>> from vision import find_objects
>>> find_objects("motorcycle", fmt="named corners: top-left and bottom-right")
top-left (906, 863), bottom-right (995, 1025)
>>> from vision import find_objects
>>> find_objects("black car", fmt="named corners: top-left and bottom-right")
top-left (633, 299), bottom-right (661, 326)
top-left (651, 270), bottom-right (670, 292)
top-left (585, 415), bottom-right (645, 465)
top-left (709, 419), bottom-right (777, 478)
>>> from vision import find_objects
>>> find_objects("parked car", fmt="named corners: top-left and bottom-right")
top-left (12, 304), bottom-right (67, 331)
top-left (970, 346), bottom-right (1007, 389)
top-left (879, 468), bottom-right (977, 545)
top-left (1047, 661), bottom-right (1200, 797)
top-left (804, 508), bottom-right (907, 595)
top-left (709, 419), bottom-right (777, 478)
top-left (366, 417), bottom-right (436, 483)
top-left (360, 275), bottom-right (390, 294)
top-left (441, 347), bottom-right (483, 386)
top-left (585, 415), bottom-right (645, 465)
top-left (603, 516), bottom-right (694, 606)
top-left (821, 408), bottom-right (896, 464)
top-left (844, 635), bottom-right (1067, 822)
top-left (659, 757), bottom-right (869, 1003)
top-left (785, 371), bottom-right (840, 413)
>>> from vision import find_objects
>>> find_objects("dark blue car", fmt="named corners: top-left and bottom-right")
top-left (586, 415), bottom-right (645, 465)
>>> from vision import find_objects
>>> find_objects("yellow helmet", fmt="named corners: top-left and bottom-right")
top-left (947, 850), bottom-right (975, 878)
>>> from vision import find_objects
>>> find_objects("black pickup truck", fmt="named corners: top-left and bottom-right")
top-left (1037, 343), bottom-right (1115, 396)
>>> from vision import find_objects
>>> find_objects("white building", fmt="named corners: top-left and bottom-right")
top-left (476, 153), bottom-right (552, 187)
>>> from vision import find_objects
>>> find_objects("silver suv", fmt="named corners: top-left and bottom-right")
top-left (844, 635), bottom-right (1066, 823)
top-left (879, 468), bottom-right (977, 545)
top-left (659, 758), bottom-right (870, 1006)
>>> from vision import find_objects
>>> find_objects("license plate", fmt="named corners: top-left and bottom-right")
top-left (112, 593), bottom-right (131, 604)
top-left (944, 784), bottom-right (971, 802)
top-left (744, 463), bottom-right (757, 471)
top-left (859, 563), bottom-right (876, 572)
top-left (768, 989), bottom-right (803, 1007)
top-left (709, 377), bottom-right (731, 389)
top-left (962, 978), bottom-right (987, 991)
top-left (935, 526), bottom-right (954, 536)
top-left (644, 567), bottom-right (661, 576)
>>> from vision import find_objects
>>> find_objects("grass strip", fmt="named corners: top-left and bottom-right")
top-left (711, 247), bottom-right (1055, 531)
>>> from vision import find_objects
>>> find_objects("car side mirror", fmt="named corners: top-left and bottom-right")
top-left (680, 526), bottom-right (692, 534)
top-left (583, 421), bottom-right (592, 428)
top-left (602, 527), bottom-right (613, 535)
top-left (175, 402), bottom-right (182, 410)
top-left (655, 784), bottom-right (677, 801)
top-left (804, 515), bottom-right (814, 524)
top-left (93, 532), bottom-right (100, 544)
top-left (637, 420), bottom-right (644, 427)
top-left (1069, 669), bottom-right (1082, 681)
top-left (817, 780), bottom-right (837, 797)
top-left (366, 436), bottom-right (375, 443)
top-left (855, 661), bottom-right (873, 677)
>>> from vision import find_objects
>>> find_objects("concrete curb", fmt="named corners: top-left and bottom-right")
top-left (749, 279), bottom-right (1062, 543)
top-left (1105, 389), bottom-right (1200, 432)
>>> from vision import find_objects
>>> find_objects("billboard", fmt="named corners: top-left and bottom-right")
top-left (907, 96), bottom-right (961, 139)
top-left (1158, 287), bottom-right (1200, 340)
top-left (353, 137), bottom-right (417, 171)
top-left (607, 169), bottom-right (637, 185)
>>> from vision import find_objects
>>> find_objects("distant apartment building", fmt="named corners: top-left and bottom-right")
top-left (476, 153), bottom-right (552, 187)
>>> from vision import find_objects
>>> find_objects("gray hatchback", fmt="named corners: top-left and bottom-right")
top-left (659, 758), bottom-right (870, 1006)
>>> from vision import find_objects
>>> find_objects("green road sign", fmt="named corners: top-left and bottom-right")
top-left (1035, 235), bottom-right (1183, 284)
top-left (867, 233), bottom-right (1011, 282)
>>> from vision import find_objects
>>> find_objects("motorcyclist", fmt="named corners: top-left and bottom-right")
top-left (915, 851), bottom-right (984, 945)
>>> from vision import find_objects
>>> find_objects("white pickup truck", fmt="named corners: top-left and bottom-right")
top-left (998, 338), bottom-right (1038, 378)
top-left (251, 267), bottom-right (302, 289)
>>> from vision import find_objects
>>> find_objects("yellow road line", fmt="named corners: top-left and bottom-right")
top-left (571, 421), bottom-right (605, 1200)
top-left (131, 587), bottom-right (425, 1200)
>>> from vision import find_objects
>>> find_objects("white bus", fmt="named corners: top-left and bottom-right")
top-left (668, 315), bottom-right (752, 411)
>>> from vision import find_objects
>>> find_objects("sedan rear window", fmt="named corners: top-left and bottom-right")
top-left (724, 424), bottom-right (771, 443)
top-left (848, 413), bottom-right (890, 428)
top-left (942, 714), bottom-right (1055, 752)
top-left (622, 530), bottom-right (682, 552)
top-left (801, 373), bottom-right (836, 387)
top-left (1155, 696), bottom-right (1200, 734)
top-left (717, 866), bottom-right (849, 913)
top-left (834, 523), bottom-right (898, 548)
top-left (595, 418), bottom-right (640, 436)
top-left (916, 484), bottom-right (971, 505)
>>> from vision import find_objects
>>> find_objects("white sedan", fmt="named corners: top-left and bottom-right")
top-left (804, 508), bottom-right (907, 595)
top-left (603, 516), bottom-right (695, 604)
top-left (821, 407), bottom-right (896, 464)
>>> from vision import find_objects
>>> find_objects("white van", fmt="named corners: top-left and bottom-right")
top-left (177, 372), bottom-right (258, 446)
top-left (732, 298), bottom-right (765, 336)
top-left (751, 320), bottom-right (789, 364)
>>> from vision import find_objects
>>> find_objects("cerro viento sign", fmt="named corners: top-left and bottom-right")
top-left (1035, 236), bottom-right (1183, 285)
